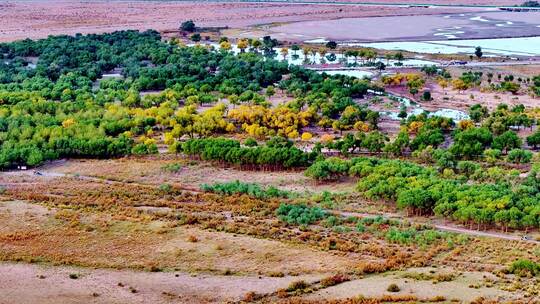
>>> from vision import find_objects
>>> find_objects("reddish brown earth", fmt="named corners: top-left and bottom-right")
top-left (279, 0), bottom-right (524, 5)
top-left (0, 0), bottom-right (484, 43)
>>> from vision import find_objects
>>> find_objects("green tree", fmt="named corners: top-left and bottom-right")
top-left (362, 131), bottom-right (388, 153)
top-left (325, 41), bottom-right (337, 49)
top-left (450, 127), bottom-right (493, 159)
top-left (384, 130), bottom-right (410, 156)
top-left (527, 131), bottom-right (540, 149)
top-left (507, 149), bottom-right (532, 164)
top-left (181, 20), bottom-right (196, 32)
top-left (474, 46), bottom-right (483, 59)
top-left (190, 33), bottom-right (201, 42)
top-left (493, 130), bottom-right (522, 154)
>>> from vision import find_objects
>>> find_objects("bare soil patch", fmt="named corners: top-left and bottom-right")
top-left (305, 267), bottom-right (518, 302)
top-left (0, 199), bottom-right (354, 275)
top-left (0, 262), bottom-right (320, 304)
top-left (0, 0), bottom-right (475, 43)
top-left (48, 157), bottom-right (357, 193)
top-left (426, 83), bottom-right (539, 111)
top-left (287, 0), bottom-right (524, 5)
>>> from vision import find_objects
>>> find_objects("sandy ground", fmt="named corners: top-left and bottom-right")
top-left (45, 158), bottom-right (358, 193)
top-left (0, 263), bottom-right (526, 304)
top-left (0, 198), bottom-right (357, 275)
top-left (0, 262), bottom-right (321, 304)
top-left (0, 0), bottom-right (481, 43)
top-left (456, 64), bottom-right (540, 78)
top-left (426, 83), bottom-right (540, 111)
top-left (305, 267), bottom-right (517, 302)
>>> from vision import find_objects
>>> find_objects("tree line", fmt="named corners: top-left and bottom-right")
top-left (181, 137), bottom-right (318, 170)
top-left (305, 157), bottom-right (540, 232)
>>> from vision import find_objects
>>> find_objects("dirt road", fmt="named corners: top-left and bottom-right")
top-left (335, 210), bottom-right (540, 244)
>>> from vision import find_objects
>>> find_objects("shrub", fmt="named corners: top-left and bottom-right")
top-left (507, 149), bottom-right (532, 164)
top-left (286, 280), bottom-right (309, 292)
top-left (200, 180), bottom-right (292, 199)
top-left (387, 283), bottom-right (400, 292)
top-left (305, 157), bottom-right (351, 181)
top-left (161, 163), bottom-right (182, 173)
top-left (158, 183), bottom-right (172, 193)
top-left (131, 142), bottom-right (158, 155)
top-left (320, 273), bottom-right (350, 287)
top-left (385, 227), bottom-right (448, 246)
top-left (268, 271), bottom-right (285, 277)
top-left (244, 137), bottom-right (258, 147)
top-left (430, 296), bottom-right (447, 302)
top-left (242, 291), bottom-right (258, 302)
top-left (276, 203), bottom-right (326, 225)
top-left (508, 259), bottom-right (540, 276)
top-left (323, 215), bottom-right (341, 227)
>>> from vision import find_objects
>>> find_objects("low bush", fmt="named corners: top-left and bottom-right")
top-left (385, 227), bottom-right (449, 246)
top-left (508, 259), bottom-right (540, 276)
top-left (286, 280), bottom-right (309, 292)
top-left (200, 180), bottom-right (293, 199)
top-left (161, 163), bottom-right (182, 173)
top-left (387, 283), bottom-right (400, 292)
top-left (320, 273), bottom-right (350, 287)
top-left (276, 203), bottom-right (326, 225)
top-left (244, 137), bottom-right (258, 147)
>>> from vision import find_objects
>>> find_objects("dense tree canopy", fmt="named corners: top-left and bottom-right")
top-left (0, 30), bottom-right (380, 168)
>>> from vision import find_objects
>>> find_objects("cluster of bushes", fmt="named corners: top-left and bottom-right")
top-left (319, 107), bottom-right (535, 166)
top-left (200, 180), bottom-right (293, 199)
top-left (182, 137), bottom-right (317, 170)
top-left (405, 107), bottom-right (533, 162)
top-left (161, 163), bottom-right (182, 173)
top-left (357, 158), bottom-right (540, 231)
top-left (276, 203), bottom-right (326, 225)
top-left (353, 215), bottom-right (463, 247)
top-left (508, 259), bottom-right (540, 276)
top-left (305, 157), bottom-right (351, 181)
top-left (385, 227), bottom-right (451, 246)
top-left (534, 75), bottom-right (540, 96)
top-left (306, 157), bottom-right (540, 231)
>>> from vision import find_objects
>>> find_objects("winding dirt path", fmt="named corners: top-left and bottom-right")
top-left (334, 210), bottom-right (540, 244)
